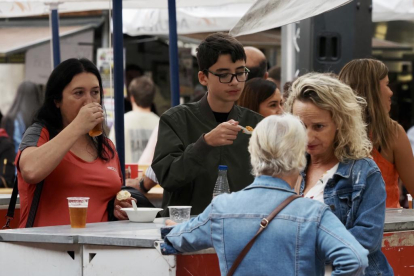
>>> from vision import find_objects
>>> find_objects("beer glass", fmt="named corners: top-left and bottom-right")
top-left (67, 197), bottom-right (90, 228)
top-left (89, 122), bottom-right (102, 137)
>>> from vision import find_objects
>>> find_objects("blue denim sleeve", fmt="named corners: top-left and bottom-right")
top-left (163, 204), bottom-right (213, 253)
top-left (349, 170), bottom-right (386, 253)
top-left (317, 209), bottom-right (369, 276)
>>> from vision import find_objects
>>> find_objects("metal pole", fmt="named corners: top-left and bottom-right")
top-left (281, 23), bottom-right (297, 90)
top-left (168, 0), bottom-right (180, 107)
top-left (112, 0), bottom-right (125, 182)
top-left (49, 3), bottom-right (61, 68)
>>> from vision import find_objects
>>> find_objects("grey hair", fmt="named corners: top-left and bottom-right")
top-left (248, 114), bottom-right (307, 176)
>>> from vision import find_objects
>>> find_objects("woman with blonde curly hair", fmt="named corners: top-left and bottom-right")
top-left (285, 73), bottom-right (393, 276)
top-left (339, 58), bottom-right (414, 208)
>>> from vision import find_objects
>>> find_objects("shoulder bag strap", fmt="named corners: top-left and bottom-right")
top-left (25, 180), bottom-right (44, 228)
top-left (2, 176), bottom-right (18, 229)
top-left (227, 194), bottom-right (301, 276)
top-left (2, 177), bottom-right (44, 229)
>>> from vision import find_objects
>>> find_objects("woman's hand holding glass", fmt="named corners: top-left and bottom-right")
top-left (71, 102), bottom-right (104, 135)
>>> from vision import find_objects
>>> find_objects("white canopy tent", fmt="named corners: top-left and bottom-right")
top-left (0, 1), bottom-right (413, 34)
top-left (0, 0), bottom-right (254, 18)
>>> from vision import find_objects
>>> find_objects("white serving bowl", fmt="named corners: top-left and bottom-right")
top-left (121, 207), bottom-right (163, 223)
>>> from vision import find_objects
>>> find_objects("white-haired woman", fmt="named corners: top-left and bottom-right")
top-left (285, 73), bottom-right (393, 275)
top-left (160, 114), bottom-right (368, 276)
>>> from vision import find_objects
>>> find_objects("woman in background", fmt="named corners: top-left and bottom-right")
top-left (285, 73), bottom-right (393, 275)
top-left (339, 59), bottom-right (414, 208)
top-left (1, 81), bottom-right (43, 153)
top-left (237, 77), bottom-right (283, 117)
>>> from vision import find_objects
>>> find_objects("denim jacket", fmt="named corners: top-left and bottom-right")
top-left (162, 176), bottom-right (368, 276)
top-left (300, 158), bottom-right (393, 276)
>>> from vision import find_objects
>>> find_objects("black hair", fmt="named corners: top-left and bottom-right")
top-left (1, 81), bottom-right (43, 139)
top-left (129, 76), bottom-right (155, 108)
top-left (126, 64), bottom-right (144, 75)
top-left (246, 59), bottom-right (267, 80)
top-left (196, 32), bottom-right (246, 72)
top-left (35, 58), bottom-right (114, 161)
top-left (268, 66), bottom-right (281, 81)
top-left (237, 78), bottom-right (277, 113)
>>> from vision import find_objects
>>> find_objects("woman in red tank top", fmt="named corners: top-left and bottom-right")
top-left (339, 59), bottom-right (414, 208)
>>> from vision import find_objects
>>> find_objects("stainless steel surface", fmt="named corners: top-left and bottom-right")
top-left (0, 209), bottom-right (413, 248)
top-left (0, 218), bottom-right (167, 247)
top-left (384, 208), bottom-right (414, 232)
top-left (0, 194), bottom-right (19, 206)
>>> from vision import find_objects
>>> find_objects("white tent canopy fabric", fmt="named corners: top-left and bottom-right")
top-left (0, 0), bottom-right (255, 18)
top-left (0, 0), bottom-right (414, 34)
top-left (373, 0), bottom-right (414, 22)
top-left (123, 4), bottom-right (252, 36)
top-left (230, 0), bottom-right (351, 37)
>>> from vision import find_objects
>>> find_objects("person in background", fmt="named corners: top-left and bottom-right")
top-left (110, 76), bottom-right (159, 163)
top-left (132, 45), bottom-right (270, 206)
top-left (17, 58), bottom-right (133, 228)
top-left (244, 46), bottom-right (268, 80)
top-left (285, 73), bottom-right (393, 275)
top-left (152, 33), bottom-right (263, 217)
top-left (161, 114), bottom-right (369, 276)
top-left (339, 59), bottom-right (414, 208)
top-left (0, 127), bottom-right (15, 188)
top-left (237, 78), bottom-right (283, 117)
top-left (267, 65), bottom-right (281, 88)
top-left (124, 64), bottom-right (144, 113)
top-left (1, 81), bottom-right (43, 154)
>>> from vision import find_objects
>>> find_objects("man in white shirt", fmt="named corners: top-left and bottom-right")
top-left (110, 76), bottom-right (160, 163)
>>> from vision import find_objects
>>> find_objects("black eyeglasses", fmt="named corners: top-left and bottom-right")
top-left (204, 67), bottom-right (250, 83)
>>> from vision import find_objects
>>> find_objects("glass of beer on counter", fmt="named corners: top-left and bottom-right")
top-left (67, 197), bottom-right (90, 228)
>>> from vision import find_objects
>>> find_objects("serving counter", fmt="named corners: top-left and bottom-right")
top-left (0, 209), bottom-right (413, 275)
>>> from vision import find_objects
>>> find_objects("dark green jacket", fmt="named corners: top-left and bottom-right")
top-left (152, 94), bottom-right (263, 216)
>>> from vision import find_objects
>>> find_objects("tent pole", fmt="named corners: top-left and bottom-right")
top-left (113, 0), bottom-right (126, 182)
top-left (49, 3), bottom-right (61, 68)
top-left (281, 23), bottom-right (297, 90)
top-left (168, 0), bottom-right (180, 107)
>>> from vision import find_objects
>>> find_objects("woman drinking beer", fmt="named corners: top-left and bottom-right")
top-left (17, 58), bottom-right (132, 227)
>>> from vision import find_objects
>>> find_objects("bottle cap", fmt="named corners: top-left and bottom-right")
top-left (218, 165), bottom-right (228, 170)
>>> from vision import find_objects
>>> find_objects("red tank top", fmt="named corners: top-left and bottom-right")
top-left (372, 147), bottom-right (400, 208)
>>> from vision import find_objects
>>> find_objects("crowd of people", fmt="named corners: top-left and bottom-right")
top-left (1, 31), bottom-right (413, 275)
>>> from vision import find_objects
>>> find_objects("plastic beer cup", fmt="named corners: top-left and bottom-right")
top-left (89, 122), bottom-right (102, 137)
top-left (67, 197), bottom-right (90, 228)
top-left (168, 206), bottom-right (192, 223)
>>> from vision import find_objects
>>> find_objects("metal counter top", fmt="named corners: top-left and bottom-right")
top-left (384, 208), bottom-right (414, 232)
top-left (0, 219), bottom-right (167, 247)
top-left (0, 209), bottom-right (413, 247)
top-left (0, 194), bottom-right (19, 206)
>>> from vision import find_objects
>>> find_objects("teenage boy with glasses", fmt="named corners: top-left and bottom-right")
top-left (152, 33), bottom-right (263, 217)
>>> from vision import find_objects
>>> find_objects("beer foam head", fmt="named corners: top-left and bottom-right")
top-left (67, 197), bottom-right (89, 207)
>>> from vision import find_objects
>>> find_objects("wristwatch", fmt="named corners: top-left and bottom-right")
top-left (139, 177), bottom-right (149, 193)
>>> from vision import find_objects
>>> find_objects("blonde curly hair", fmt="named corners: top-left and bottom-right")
top-left (284, 73), bottom-right (372, 162)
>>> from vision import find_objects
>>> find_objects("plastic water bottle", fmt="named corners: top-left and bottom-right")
top-left (213, 165), bottom-right (230, 198)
